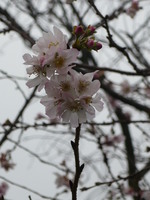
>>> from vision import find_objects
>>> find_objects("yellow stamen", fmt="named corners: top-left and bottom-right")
top-left (78, 80), bottom-right (90, 93)
top-left (53, 53), bottom-right (65, 68)
top-left (84, 97), bottom-right (92, 104)
top-left (60, 81), bottom-right (71, 91)
top-left (48, 41), bottom-right (59, 48)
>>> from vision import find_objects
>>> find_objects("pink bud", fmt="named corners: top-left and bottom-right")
top-left (87, 25), bottom-right (96, 34)
top-left (73, 25), bottom-right (84, 36)
top-left (86, 39), bottom-right (94, 48)
top-left (95, 42), bottom-right (102, 50)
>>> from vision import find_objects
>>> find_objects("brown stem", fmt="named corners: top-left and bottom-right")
top-left (70, 124), bottom-right (84, 200)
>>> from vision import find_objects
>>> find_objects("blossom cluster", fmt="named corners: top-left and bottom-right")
top-left (23, 26), bottom-right (103, 128)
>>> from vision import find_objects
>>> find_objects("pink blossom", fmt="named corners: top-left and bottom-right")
top-left (32, 26), bottom-right (67, 55)
top-left (24, 26), bottom-right (104, 128)
top-left (0, 182), bottom-right (9, 197)
top-left (23, 27), bottom-right (79, 91)
top-left (60, 94), bottom-right (103, 127)
top-left (43, 48), bottom-right (79, 76)
top-left (70, 69), bottom-right (100, 97)
top-left (41, 71), bottom-right (104, 128)
top-left (126, 0), bottom-right (139, 18)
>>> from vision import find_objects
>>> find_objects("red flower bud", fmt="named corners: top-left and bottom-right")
top-left (73, 25), bottom-right (84, 37)
top-left (86, 39), bottom-right (94, 48)
top-left (87, 25), bottom-right (96, 34)
top-left (95, 42), bottom-right (102, 51)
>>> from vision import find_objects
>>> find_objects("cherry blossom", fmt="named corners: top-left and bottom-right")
top-left (24, 25), bottom-right (103, 128)
top-left (0, 182), bottom-right (9, 197)
top-left (70, 69), bottom-right (100, 97)
top-left (23, 27), bottom-right (78, 91)
top-left (41, 71), bottom-right (104, 128)
top-left (32, 26), bottom-right (67, 55)
top-left (126, 0), bottom-right (139, 18)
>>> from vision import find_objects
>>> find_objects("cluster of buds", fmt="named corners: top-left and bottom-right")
top-left (23, 26), bottom-right (103, 128)
top-left (72, 25), bottom-right (102, 51)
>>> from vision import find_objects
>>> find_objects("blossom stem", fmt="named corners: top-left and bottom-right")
top-left (70, 124), bottom-right (84, 200)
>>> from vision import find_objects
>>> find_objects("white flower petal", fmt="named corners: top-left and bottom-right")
top-left (46, 105), bottom-right (58, 119)
top-left (78, 110), bottom-right (86, 124)
top-left (26, 66), bottom-right (34, 74)
top-left (26, 77), bottom-right (41, 88)
top-left (62, 110), bottom-right (71, 123)
top-left (70, 112), bottom-right (79, 128)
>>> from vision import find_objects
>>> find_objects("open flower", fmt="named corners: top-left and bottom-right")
top-left (32, 26), bottom-right (68, 55)
top-left (23, 53), bottom-right (49, 91)
top-left (24, 26), bottom-right (104, 128)
top-left (23, 26), bottom-right (79, 91)
top-left (43, 48), bottom-right (79, 75)
top-left (41, 71), bottom-right (103, 128)
top-left (70, 69), bottom-right (100, 97)
top-left (60, 93), bottom-right (103, 128)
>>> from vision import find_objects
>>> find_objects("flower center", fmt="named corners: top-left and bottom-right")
top-left (83, 97), bottom-right (92, 104)
top-left (33, 65), bottom-right (46, 76)
top-left (69, 100), bottom-right (83, 112)
top-left (60, 81), bottom-right (71, 92)
top-left (48, 41), bottom-right (59, 48)
top-left (78, 80), bottom-right (90, 93)
top-left (53, 53), bottom-right (65, 68)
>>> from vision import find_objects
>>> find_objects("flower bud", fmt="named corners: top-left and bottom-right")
top-left (94, 42), bottom-right (102, 51)
top-left (73, 25), bottom-right (84, 37)
top-left (86, 39), bottom-right (94, 49)
top-left (87, 25), bottom-right (96, 34)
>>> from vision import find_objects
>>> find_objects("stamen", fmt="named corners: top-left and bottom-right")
top-left (78, 80), bottom-right (90, 93)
